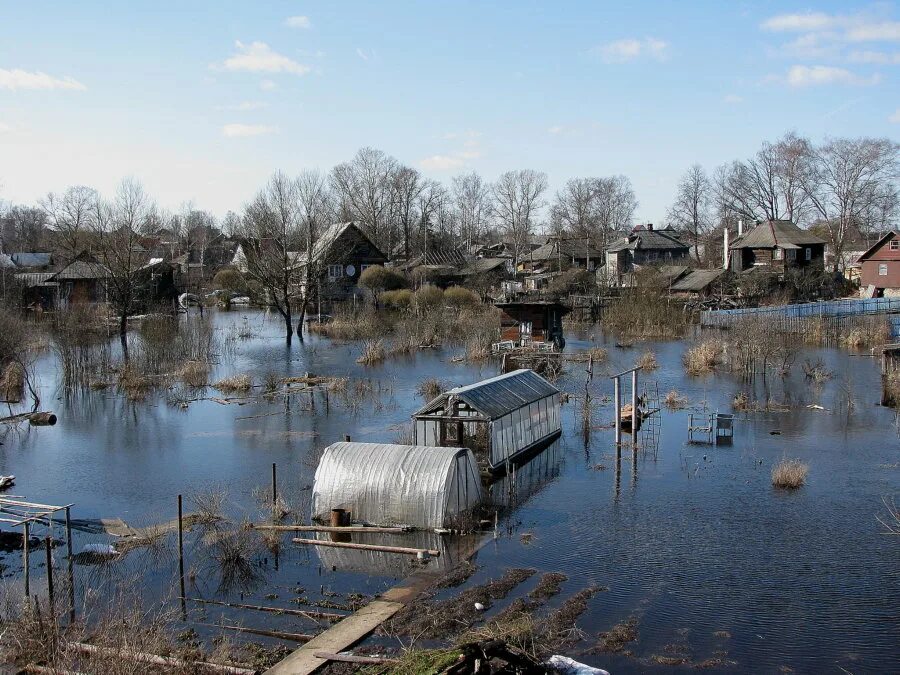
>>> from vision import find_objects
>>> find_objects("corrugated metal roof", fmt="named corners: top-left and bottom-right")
top-left (670, 268), bottom-right (725, 292)
top-left (52, 259), bottom-right (110, 280)
top-left (606, 230), bottom-right (690, 252)
top-left (312, 442), bottom-right (482, 529)
top-left (10, 252), bottom-right (51, 267)
top-left (414, 369), bottom-right (560, 420)
top-left (14, 272), bottom-right (58, 288)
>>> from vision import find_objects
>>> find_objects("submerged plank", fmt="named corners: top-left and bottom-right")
top-left (264, 600), bottom-right (403, 675)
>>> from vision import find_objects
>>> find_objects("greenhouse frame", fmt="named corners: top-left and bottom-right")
top-left (413, 369), bottom-right (562, 472)
top-left (312, 442), bottom-right (482, 530)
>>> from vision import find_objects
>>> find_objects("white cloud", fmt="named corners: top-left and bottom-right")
top-left (259, 79), bottom-right (277, 90)
top-left (890, 108), bottom-right (900, 123)
top-left (284, 15), bottom-right (311, 29)
top-left (723, 94), bottom-right (743, 104)
top-left (847, 22), bottom-right (900, 42)
top-left (218, 41), bottom-right (311, 75)
top-left (548, 125), bottom-right (564, 135)
top-left (419, 155), bottom-right (466, 170)
top-left (356, 48), bottom-right (370, 61)
top-left (848, 50), bottom-right (900, 64)
top-left (222, 123), bottom-right (277, 138)
top-left (761, 12), bottom-right (842, 33)
top-left (217, 101), bottom-right (268, 111)
top-left (442, 130), bottom-right (481, 140)
top-left (784, 64), bottom-right (880, 87)
top-left (0, 68), bottom-right (86, 91)
top-left (591, 37), bottom-right (668, 63)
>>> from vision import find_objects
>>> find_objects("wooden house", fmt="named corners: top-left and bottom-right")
top-left (494, 300), bottom-right (570, 349)
top-left (855, 231), bottom-right (900, 296)
top-left (604, 225), bottom-right (690, 284)
top-left (520, 237), bottom-right (604, 274)
top-left (729, 220), bottom-right (825, 273)
top-left (51, 254), bottom-right (110, 305)
top-left (299, 222), bottom-right (388, 303)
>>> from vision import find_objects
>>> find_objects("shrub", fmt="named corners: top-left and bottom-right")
top-left (212, 267), bottom-right (248, 294)
top-left (444, 286), bottom-right (480, 308)
top-left (771, 459), bottom-right (808, 489)
top-left (548, 267), bottom-right (596, 296)
top-left (178, 360), bottom-right (209, 388)
top-left (413, 285), bottom-right (444, 310)
top-left (359, 265), bottom-right (407, 293)
top-left (357, 339), bottom-right (386, 365)
top-left (664, 390), bottom-right (687, 409)
top-left (213, 374), bottom-right (252, 393)
top-left (417, 377), bottom-right (446, 401)
top-left (381, 288), bottom-right (413, 310)
top-left (683, 340), bottom-right (723, 375)
top-left (637, 350), bottom-right (658, 371)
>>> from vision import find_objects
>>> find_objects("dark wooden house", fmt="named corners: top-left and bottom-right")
top-left (300, 222), bottom-right (388, 303)
top-left (51, 254), bottom-right (110, 306)
top-left (604, 225), bottom-right (690, 284)
top-left (729, 220), bottom-right (826, 273)
top-left (495, 300), bottom-right (570, 349)
top-left (856, 231), bottom-right (900, 295)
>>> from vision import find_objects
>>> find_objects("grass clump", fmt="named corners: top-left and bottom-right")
top-left (0, 361), bottom-right (25, 403)
top-left (683, 339), bottom-right (723, 375)
top-left (213, 374), bottom-right (252, 393)
top-left (594, 616), bottom-right (639, 653)
top-left (177, 360), bottom-right (209, 388)
top-left (664, 390), bottom-right (687, 409)
top-left (637, 350), bottom-right (658, 371)
top-left (416, 377), bottom-right (446, 401)
top-left (118, 365), bottom-right (154, 401)
top-left (771, 459), bottom-right (808, 489)
top-left (802, 359), bottom-right (832, 383)
top-left (357, 339), bottom-right (386, 365)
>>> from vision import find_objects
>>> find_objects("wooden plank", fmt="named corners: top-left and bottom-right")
top-left (264, 600), bottom-right (403, 675)
top-left (311, 652), bottom-right (398, 665)
top-left (292, 538), bottom-right (440, 557)
top-left (251, 524), bottom-right (409, 534)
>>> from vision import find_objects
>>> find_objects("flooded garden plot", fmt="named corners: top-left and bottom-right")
top-left (0, 308), bottom-right (897, 673)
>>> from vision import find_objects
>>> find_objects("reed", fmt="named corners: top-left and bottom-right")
top-left (771, 459), bottom-right (808, 489)
top-left (637, 350), bottom-right (658, 371)
top-left (683, 339), bottom-right (723, 375)
top-left (357, 339), bottom-right (386, 365)
top-left (212, 374), bottom-right (252, 393)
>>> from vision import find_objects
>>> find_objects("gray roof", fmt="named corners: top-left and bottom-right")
top-left (462, 257), bottom-right (508, 275)
top-left (730, 220), bottom-right (826, 250)
top-left (670, 268), bottom-right (725, 292)
top-left (0, 253), bottom-right (14, 269)
top-left (14, 272), bottom-right (58, 288)
top-left (10, 252), bottom-right (51, 268)
top-left (606, 230), bottom-right (689, 253)
top-left (528, 238), bottom-right (604, 261)
top-left (52, 259), bottom-right (110, 281)
top-left (414, 369), bottom-right (560, 420)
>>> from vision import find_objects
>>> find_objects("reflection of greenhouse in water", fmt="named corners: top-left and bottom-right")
top-left (311, 531), bottom-right (481, 577)
top-left (487, 438), bottom-right (562, 510)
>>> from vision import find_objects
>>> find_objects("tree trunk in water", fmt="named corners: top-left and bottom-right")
top-left (296, 301), bottom-right (307, 340)
top-left (119, 313), bottom-right (129, 362)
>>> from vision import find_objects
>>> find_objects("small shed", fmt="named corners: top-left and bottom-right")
top-left (495, 300), bottom-right (570, 349)
top-left (413, 369), bottom-right (562, 471)
top-left (312, 442), bottom-right (482, 529)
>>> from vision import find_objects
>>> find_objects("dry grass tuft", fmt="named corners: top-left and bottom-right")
top-left (212, 374), bottom-right (252, 393)
top-left (0, 361), bottom-right (25, 403)
top-left (118, 365), bottom-right (154, 401)
top-left (637, 350), bottom-right (658, 371)
top-left (683, 339), bottom-right (723, 375)
top-left (771, 459), bottom-right (808, 489)
top-left (416, 377), bottom-right (446, 401)
top-left (356, 339), bottom-right (386, 365)
top-left (664, 390), bottom-right (687, 409)
top-left (802, 359), bottom-right (832, 383)
top-left (594, 616), bottom-right (639, 653)
top-left (177, 360), bottom-right (208, 388)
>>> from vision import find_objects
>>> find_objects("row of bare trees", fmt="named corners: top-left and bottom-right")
top-left (667, 134), bottom-right (900, 269)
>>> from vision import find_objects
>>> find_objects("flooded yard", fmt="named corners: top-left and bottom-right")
top-left (1, 308), bottom-right (897, 673)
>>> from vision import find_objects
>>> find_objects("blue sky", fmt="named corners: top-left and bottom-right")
top-left (1, 1), bottom-right (898, 224)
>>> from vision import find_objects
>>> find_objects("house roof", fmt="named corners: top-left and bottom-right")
top-left (52, 259), bottom-right (110, 281)
top-left (461, 257), bottom-right (508, 275)
top-left (413, 369), bottom-right (560, 420)
top-left (670, 268), bottom-right (726, 292)
top-left (730, 220), bottom-right (826, 250)
top-left (310, 222), bottom-right (386, 264)
top-left (606, 229), bottom-right (689, 253)
top-left (10, 252), bottom-right (51, 268)
top-left (855, 231), bottom-right (898, 263)
top-left (527, 238), bottom-right (604, 261)
top-left (0, 253), bottom-right (14, 269)
top-left (15, 272), bottom-right (58, 288)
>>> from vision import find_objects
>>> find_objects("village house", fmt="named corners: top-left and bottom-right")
top-left (519, 237), bottom-right (605, 274)
top-left (50, 254), bottom-right (110, 306)
top-left (603, 224), bottom-right (690, 285)
top-left (297, 221), bottom-right (388, 303)
top-left (728, 219), bottom-right (826, 273)
top-left (855, 231), bottom-right (900, 296)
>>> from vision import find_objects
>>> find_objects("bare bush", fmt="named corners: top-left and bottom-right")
top-left (683, 339), bottom-right (723, 375)
top-left (771, 459), bottom-right (808, 489)
top-left (212, 374), bottom-right (252, 393)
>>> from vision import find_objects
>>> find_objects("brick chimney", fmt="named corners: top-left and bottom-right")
top-left (738, 219), bottom-right (743, 237)
top-left (647, 223), bottom-right (654, 231)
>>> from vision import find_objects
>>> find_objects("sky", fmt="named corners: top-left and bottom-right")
top-left (1, 0), bottom-right (899, 225)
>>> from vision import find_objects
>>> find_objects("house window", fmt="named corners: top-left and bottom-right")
top-left (805, 248), bottom-right (811, 261)
top-left (327, 264), bottom-right (342, 280)
top-left (879, 264), bottom-right (888, 276)
top-left (773, 249), bottom-right (783, 260)
top-left (786, 249), bottom-right (796, 261)
top-left (891, 240), bottom-right (900, 251)
top-left (360, 264), bottom-right (372, 273)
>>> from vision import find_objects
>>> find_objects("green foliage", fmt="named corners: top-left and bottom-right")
top-left (381, 288), bottom-right (413, 310)
top-left (444, 286), bottom-right (481, 308)
top-left (413, 284), bottom-right (444, 310)
top-left (212, 266), bottom-right (248, 294)
top-left (359, 265), bottom-right (407, 292)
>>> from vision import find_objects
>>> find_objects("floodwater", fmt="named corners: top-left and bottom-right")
top-left (1, 309), bottom-right (898, 673)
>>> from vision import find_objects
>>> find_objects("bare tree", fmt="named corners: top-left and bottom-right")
top-left (667, 164), bottom-right (712, 262)
top-left (390, 165), bottom-right (422, 259)
top-left (592, 176), bottom-right (638, 247)
top-left (452, 171), bottom-right (492, 250)
top-left (799, 137), bottom-right (900, 272)
top-left (492, 169), bottom-right (548, 270)
top-left (41, 186), bottom-right (97, 264)
top-left (239, 172), bottom-right (303, 344)
top-left (295, 169), bottom-right (333, 333)
top-left (3, 206), bottom-right (47, 252)
top-left (330, 147), bottom-right (397, 249)
top-left (415, 179), bottom-right (448, 261)
top-left (90, 178), bottom-right (155, 351)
